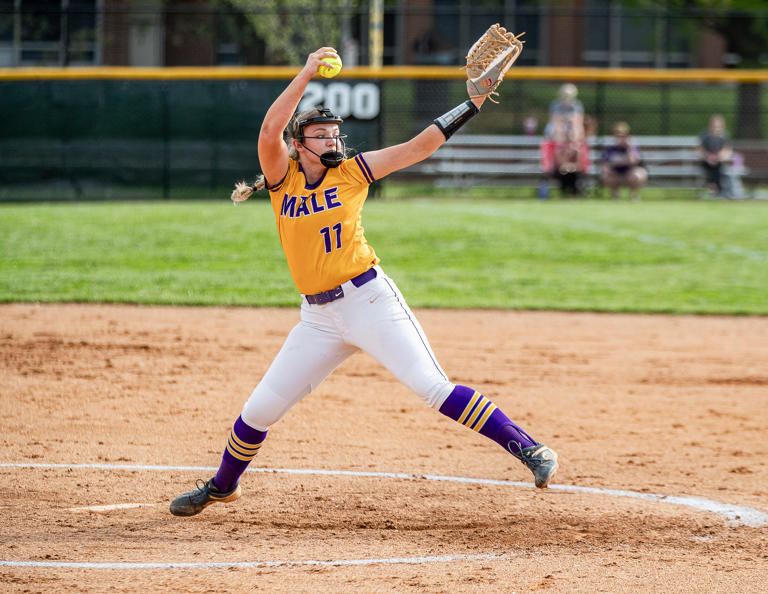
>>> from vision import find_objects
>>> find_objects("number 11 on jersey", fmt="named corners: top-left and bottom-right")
top-left (320, 223), bottom-right (342, 253)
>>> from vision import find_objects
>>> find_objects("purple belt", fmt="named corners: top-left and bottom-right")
top-left (304, 268), bottom-right (377, 305)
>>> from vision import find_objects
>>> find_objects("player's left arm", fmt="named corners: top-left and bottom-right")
top-left (361, 96), bottom-right (486, 180)
top-left (361, 24), bottom-right (522, 181)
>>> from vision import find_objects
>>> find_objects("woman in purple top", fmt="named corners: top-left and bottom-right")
top-left (600, 122), bottom-right (647, 201)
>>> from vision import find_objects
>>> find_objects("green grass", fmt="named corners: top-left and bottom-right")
top-left (1, 197), bottom-right (766, 314)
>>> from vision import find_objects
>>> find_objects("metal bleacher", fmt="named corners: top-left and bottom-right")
top-left (395, 134), bottom-right (762, 190)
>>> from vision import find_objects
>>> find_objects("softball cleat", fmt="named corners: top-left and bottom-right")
top-left (170, 477), bottom-right (241, 517)
top-left (513, 444), bottom-right (559, 488)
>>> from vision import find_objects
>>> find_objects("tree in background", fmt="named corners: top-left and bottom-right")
top-left (690, 0), bottom-right (766, 138)
top-left (630, 0), bottom-right (767, 138)
top-left (225, 0), bottom-right (358, 65)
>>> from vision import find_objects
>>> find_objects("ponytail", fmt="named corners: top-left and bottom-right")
top-left (230, 175), bottom-right (266, 203)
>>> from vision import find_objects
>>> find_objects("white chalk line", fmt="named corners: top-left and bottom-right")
top-left (67, 503), bottom-right (157, 512)
top-left (0, 553), bottom-right (507, 570)
top-left (2, 461), bottom-right (766, 528)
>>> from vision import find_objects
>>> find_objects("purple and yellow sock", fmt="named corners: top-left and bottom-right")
top-left (213, 416), bottom-right (267, 493)
top-left (439, 385), bottom-right (537, 456)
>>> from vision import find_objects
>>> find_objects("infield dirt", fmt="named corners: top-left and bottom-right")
top-left (1, 303), bottom-right (767, 592)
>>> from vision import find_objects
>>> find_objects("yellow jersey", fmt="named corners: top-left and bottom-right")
top-left (266, 155), bottom-right (380, 295)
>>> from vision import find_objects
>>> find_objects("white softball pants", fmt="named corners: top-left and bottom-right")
top-left (240, 266), bottom-right (455, 430)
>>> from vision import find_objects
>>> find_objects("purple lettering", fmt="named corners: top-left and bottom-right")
top-left (280, 194), bottom-right (296, 218)
top-left (295, 198), bottom-right (311, 217)
top-left (309, 192), bottom-right (325, 214)
top-left (324, 187), bottom-right (342, 209)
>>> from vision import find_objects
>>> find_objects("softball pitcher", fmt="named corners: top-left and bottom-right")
top-left (171, 32), bottom-right (558, 517)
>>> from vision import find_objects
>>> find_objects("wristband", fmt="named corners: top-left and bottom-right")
top-left (433, 100), bottom-right (480, 140)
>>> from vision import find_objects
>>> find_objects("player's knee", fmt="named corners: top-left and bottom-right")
top-left (241, 382), bottom-right (306, 430)
top-left (415, 377), bottom-right (455, 410)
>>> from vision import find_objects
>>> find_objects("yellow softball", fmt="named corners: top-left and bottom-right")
top-left (318, 55), bottom-right (342, 78)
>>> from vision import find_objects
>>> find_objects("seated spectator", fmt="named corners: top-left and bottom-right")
top-left (583, 114), bottom-right (598, 139)
top-left (697, 114), bottom-right (732, 196)
top-left (600, 122), bottom-right (647, 201)
top-left (541, 130), bottom-right (590, 197)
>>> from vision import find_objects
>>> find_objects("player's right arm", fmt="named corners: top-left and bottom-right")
top-left (258, 47), bottom-right (338, 185)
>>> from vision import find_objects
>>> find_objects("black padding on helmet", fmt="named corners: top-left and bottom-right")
top-left (297, 106), bottom-right (344, 131)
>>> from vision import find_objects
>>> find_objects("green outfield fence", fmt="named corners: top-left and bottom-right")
top-left (1, 66), bottom-right (767, 200)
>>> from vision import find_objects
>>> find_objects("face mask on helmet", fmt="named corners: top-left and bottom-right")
top-left (320, 148), bottom-right (345, 168)
top-left (296, 107), bottom-right (346, 168)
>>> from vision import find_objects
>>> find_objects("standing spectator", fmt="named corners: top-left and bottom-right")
top-left (540, 83), bottom-right (589, 197)
top-left (547, 83), bottom-right (584, 142)
top-left (600, 122), bottom-right (647, 201)
top-left (697, 114), bottom-right (732, 196)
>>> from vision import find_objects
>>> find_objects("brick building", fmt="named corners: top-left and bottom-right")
top-left (0, 0), bottom-right (738, 69)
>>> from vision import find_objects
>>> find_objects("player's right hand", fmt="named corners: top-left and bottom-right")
top-left (303, 47), bottom-right (340, 78)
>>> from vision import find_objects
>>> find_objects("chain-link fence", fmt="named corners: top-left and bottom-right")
top-left (3, 2), bottom-right (768, 200)
top-left (1, 71), bottom-right (767, 200)
top-left (384, 76), bottom-right (768, 141)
